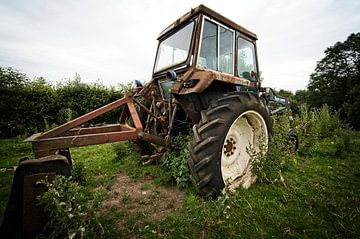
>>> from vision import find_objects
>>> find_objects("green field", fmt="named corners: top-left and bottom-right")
top-left (0, 133), bottom-right (359, 238)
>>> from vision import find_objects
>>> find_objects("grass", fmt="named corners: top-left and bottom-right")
top-left (0, 134), bottom-right (360, 238)
top-left (150, 152), bottom-right (360, 238)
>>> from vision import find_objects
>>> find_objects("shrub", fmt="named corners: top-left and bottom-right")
top-left (0, 67), bottom-right (124, 137)
top-left (161, 135), bottom-right (191, 188)
top-left (308, 105), bottom-right (342, 140)
top-left (71, 162), bottom-right (87, 185)
top-left (249, 105), bottom-right (354, 183)
top-left (249, 113), bottom-right (292, 184)
top-left (54, 76), bottom-right (123, 126)
top-left (112, 142), bottom-right (135, 161)
top-left (0, 68), bottom-right (55, 136)
top-left (37, 176), bottom-right (106, 239)
top-left (296, 105), bottom-right (352, 158)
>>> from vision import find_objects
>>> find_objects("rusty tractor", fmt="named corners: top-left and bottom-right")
top-left (24, 4), bottom-right (296, 197)
top-left (1, 8), bottom-right (299, 236)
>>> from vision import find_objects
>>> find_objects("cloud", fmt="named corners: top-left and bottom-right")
top-left (0, 0), bottom-right (359, 91)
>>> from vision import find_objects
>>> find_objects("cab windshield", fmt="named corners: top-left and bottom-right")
top-left (154, 21), bottom-right (194, 73)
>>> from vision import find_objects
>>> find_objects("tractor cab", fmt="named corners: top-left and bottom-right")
top-left (151, 4), bottom-right (260, 103)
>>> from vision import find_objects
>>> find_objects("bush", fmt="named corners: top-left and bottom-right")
top-left (37, 176), bottom-right (106, 239)
top-left (0, 67), bottom-right (124, 137)
top-left (296, 105), bottom-right (352, 158)
top-left (161, 135), bottom-right (191, 188)
top-left (0, 68), bottom-right (55, 136)
top-left (249, 113), bottom-right (292, 184)
top-left (112, 142), bottom-right (135, 161)
top-left (54, 76), bottom-right (123, 126)
top-left (249, 105), bottom-right (355, 185)
top-left (71, 162), bottom-right (87, 185)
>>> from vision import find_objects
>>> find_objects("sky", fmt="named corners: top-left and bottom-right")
top-left (0, 0), bottom-right (359, 92)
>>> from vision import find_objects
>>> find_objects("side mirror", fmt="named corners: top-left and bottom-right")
top-left (133, 79), bottom-right (143, 88)
top-left (251, 70), bottom-right (257, 79)
top-left (133, 80), bottom-right (143, 93)
top-left (166, 70), bottom-right (177, 81)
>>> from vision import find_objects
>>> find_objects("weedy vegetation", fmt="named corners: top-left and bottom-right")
top-left (36, 176), bottom-right (112, 239)
top-left (160, 134), bottom-right (191, 189)
top-left (249, 112), bottom-right (292, 184)
top-left (0, 105), bottom-right (359, 238)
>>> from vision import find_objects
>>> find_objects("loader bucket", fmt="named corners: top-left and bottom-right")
top-left (0, 155), bottom-right (71, 238)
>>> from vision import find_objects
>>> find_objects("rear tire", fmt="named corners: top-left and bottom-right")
top-left (287, 128), bottom-right (298, 153)
top-left (188, 92), bottom-right (272, 198)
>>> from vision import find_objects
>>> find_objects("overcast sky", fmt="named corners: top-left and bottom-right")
top-left (0, 0), bottom-right (359, 92)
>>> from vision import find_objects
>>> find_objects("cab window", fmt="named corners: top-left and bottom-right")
top-left (198, 20), bottom-right (217, 71)
top-left (198, 19), bottom-right (234, 74)
top-left (219, 26), bottom-right (233, 74)
top-left (237, 37), bottom-right (257, 80)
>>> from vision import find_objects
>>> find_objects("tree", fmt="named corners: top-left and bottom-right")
top-left (307, 33), bottom-right (360, 129)
top-left (0, 67), bottom-right (31, 136)
top-left (294, 89), bottom-right (309, 106)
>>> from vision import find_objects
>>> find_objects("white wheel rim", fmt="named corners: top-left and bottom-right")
top-left (221, 110), bottom-right (268, 190)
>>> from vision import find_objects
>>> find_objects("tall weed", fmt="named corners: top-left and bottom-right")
top-left (37, 176), bottom-right (107, 239)
top-left (112, 141), bottom-right (135, 161)
top-left (250, 113), bottom-right (292, 184)
top-left (296, 105), bottom-right (352, 158)
top-left (71, 162), bottom-right (87, 185)
top-left (161, 135), bottom-right (191, 188)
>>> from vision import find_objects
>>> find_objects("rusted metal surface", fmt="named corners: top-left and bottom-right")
top-left (59, 124), bottom-right (124, 137)
top-left (0, 155), bottom-right (70, 238)
top-left (37, 96), bottom-right (130, 140)
top-left (32, 130), bottom-right (139, 156)
top-left (132, 98), bottom-right (157, 119)
top-left (153, 5), bottom-right (259, 97)
top-left (25, 95), bottom-right (146, 159)
top-left (173, 94), bottom-right (203, 123)
top-left (127, 101), bottom-right (143, 130)
top-left (24, 4), bottom-right (262, 160)
top-left (158, 4), bottom-right (257, 40)
top-left (23, 172), bottom-right (56, 236)
top-left (171, 68), bottom-right (256, 95)
top-left (138, 132), bottom-right (168, 147)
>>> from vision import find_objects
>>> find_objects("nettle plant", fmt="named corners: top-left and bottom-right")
top-left (295, 105), bottom-right (352, 158)
top-left (37, 176), bottom-right (104, 239)
top-left (161, 134), bottom-right (191, 188)
top-left (248, 113), bottom-right (291, 184)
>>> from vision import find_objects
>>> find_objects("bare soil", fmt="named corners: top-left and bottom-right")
top-left (102, 173), bottom-right (186, 227)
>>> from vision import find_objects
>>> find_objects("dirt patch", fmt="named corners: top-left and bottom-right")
top-left (102, 173), bottom-right (186, 227)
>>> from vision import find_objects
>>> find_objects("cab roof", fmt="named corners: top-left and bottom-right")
top-left (158, 4), bottom-right (257, 40)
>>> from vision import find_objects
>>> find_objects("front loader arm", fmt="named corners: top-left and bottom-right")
top-left (24, 94), bottom-right (167, 159)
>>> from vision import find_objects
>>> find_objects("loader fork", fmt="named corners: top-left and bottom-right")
top-left (25, 94), bottom-right (169, 160)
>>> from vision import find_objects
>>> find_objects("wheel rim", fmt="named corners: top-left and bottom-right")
top-left (221, 110), bottom-right (268, 190)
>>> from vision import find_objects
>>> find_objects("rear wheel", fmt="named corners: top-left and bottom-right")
top-left (287, 128), bottom-right (298, 153)
top-left (188, 92), bottom-right (272, 197)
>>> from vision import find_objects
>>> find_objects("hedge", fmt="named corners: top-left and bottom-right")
top-left (0, 67), bottom-right (124, 137)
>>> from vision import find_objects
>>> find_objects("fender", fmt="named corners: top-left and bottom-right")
top-left (171, 68), bottom-right (257, 95)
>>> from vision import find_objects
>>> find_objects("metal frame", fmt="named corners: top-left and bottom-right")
top-left (158, 5), bottom-right (257, 40)
top-left (236, 35), bottom-right (258, 79)
top-left (153, 19), bottom-right (197, 75)
top-left (25, 94), bottom-right (149, 159)
top-left (25, 5), bottom-right (264, 160)
top-left (198, 16), bottom-right (236, 75)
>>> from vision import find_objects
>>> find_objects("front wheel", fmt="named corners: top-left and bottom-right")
top-left (187, 92), bottom-right (272, 198)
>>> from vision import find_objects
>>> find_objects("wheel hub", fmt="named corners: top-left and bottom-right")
top-left (223, 137), bottom-right (237, 157)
